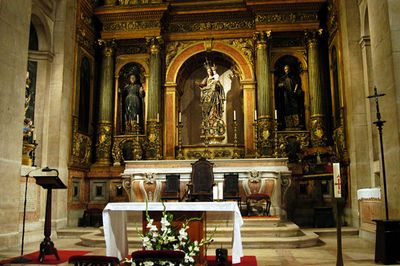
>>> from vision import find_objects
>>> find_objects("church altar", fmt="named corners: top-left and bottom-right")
top-left (121, 158), bottom-right (291, 217)
top-left (102, 202), bottom-right (243, 264)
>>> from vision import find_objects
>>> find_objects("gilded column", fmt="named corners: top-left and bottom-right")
top-left (306, 30), bottom-right (327, 147)
top-left (146, 36), bottom-right (163, 159)
top-left (164, 82), bottom-right (178, 159)
top-left (95, 39), bottom-right (115, 165)
top-left (254, 31), bottom-right (274, 157)
top-left (242, 81), bottom-right (257, 157)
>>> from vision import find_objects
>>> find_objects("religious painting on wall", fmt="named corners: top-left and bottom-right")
top-left (117, 62), bottom-right (146, 135)
top-left (274, 55), bottom-right (305, 131)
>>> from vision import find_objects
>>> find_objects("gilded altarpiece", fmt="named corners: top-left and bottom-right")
top-left (68, 0), bottom-right (351, 228)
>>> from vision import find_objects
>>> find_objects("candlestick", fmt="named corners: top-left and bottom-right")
top-left (233, 110), bottom-right (236, 121)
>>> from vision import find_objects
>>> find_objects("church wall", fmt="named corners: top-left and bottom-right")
top-left (0, 0), bottom-right (77, 250)
top-left (0, 0), bottom-right (32, 249)
top-left (45, 0), bottom-right (77, 229)
top-left (338, 0), bottom-right (371, 227)
top-left (388, 0), bottom-right (400, 132)
top-left (367, 0), bottom-right (400, 219)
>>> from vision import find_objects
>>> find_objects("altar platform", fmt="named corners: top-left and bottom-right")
top-left (121, 158), bottom-right (291, 217)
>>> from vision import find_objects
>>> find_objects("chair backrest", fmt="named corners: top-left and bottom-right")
top-left (224, 173), bottom-right (239, 196)
top-left (165, 174), bottom-right (180, 193)
top-left (68, 255), bottom-right (119, 266)
top-left (190, 158), bottom-right (214, 201)
top-left (131, 250), bottom-right (185, 266)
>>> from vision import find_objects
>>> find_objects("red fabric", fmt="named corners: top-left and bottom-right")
top-left (0, 250), bottom-right (90, 265)
top-left (207, 255), bottom-right (257, 266)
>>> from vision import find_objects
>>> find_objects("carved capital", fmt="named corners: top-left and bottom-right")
top-left (305, 29), bottom-right (323, 48)
top-left (98, 39), bottom-right (116, 57)
top-left (253, 31), bottom-right (271, 49)
top-left (146, 36), bottom-right (164, 54)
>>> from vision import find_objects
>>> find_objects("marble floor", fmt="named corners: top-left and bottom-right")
top-left (0, 230), bottom-right (391, 266)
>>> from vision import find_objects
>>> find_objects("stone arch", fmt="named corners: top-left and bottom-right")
top-left (30, 12), bottom-right (51, 52)
top-left (271, 51), bottom-right (308, 72)
top-left (359, 2), bottom-right (370, 38)
top-left (166, 41), bottom-right (255, 84)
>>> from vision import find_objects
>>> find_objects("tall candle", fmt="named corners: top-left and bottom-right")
top-left (233, 110), bottom-right (236, 121)
top-left (136, 114), bottom-right (139, 123)
top-left (254, 110), bottom-right (257, 121)
top-left (274, 109), bottom-right (278, 120)
top-left (157, 113), bottom-right (159, 122)
top-left (213, 185), bottom-right (218, 201)
top-left (218, 182), bottom-right (224, 200)
top-left (178, 112), bottom-right (182, 123)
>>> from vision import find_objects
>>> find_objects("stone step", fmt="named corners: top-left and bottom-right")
top-left (77, 229), bottom-right (320, 249)
top-left (64, 218), bottom-right (325, 249)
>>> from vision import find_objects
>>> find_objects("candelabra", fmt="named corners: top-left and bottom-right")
top-left (232, 119), bottom-right (240, 159)
top-left (273, 117), bottom-right (279, 158)
top-left (133, 120), bottom-right (142, 160)
top-left (253, 120), bottom-right (259, 158)
top-left (176, 120), bottom-right (184, 160)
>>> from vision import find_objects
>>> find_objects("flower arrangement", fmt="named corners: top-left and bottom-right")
top-left (137, 202), bottom-right (214, 266)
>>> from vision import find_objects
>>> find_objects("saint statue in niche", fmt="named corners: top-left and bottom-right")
top-left (198, 59), bottom-right (226, 141)
top-left (121, 73), bottom-right (145, 133)
top-left (275, 64), bottom-right (304, 130)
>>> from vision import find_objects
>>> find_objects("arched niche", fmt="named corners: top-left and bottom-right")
top-left (115, 62), bottom-right (147, 135)
top-left (177, 51), bottom-right (244, 145)
top-left (166, 41), bottom-right (254, 84)
top-left (272, 52), bottom-right (309, 130)
top-left (163, 40), bottom-right (255, 158)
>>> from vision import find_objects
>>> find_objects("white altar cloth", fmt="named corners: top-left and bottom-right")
top-left (102, 202), bottom-right (244, 264)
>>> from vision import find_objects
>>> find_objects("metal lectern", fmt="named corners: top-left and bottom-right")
top-left (33, 169), bottom-right (67, 263)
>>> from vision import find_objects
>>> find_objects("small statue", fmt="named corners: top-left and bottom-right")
top-left (276, 65), bottom-right (304, 129)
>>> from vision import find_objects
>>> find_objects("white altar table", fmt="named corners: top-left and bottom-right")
top-left (102, 202), bottom-right (244, 264)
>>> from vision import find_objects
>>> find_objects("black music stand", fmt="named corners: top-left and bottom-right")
top-left (33, 169), bottom-right (66, 263)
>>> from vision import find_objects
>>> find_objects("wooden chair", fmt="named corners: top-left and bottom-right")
top-left (223, 173), bottom-right (241, 209)
top-left (187, 158), bottom-right (215, 202)
top-left (161, 174), bottom-right (181, 202)
top-left (246, 193), bottom-right (271, 216)
top-left (131, 250), bottom-right (185, 266)
top-left (68, 255), bottom-right (120, 266)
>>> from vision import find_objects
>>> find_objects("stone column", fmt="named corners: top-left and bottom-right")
top-left (146, 36), bottom-right (163, 159)
top-left (306, 30), bottom-right (327, 147)
top-left (254, 31), bottom-right (274, 157)
top-left (359, 35), bottom-right (377, 185)
top-left (94, 39), bottom-right (115, 165)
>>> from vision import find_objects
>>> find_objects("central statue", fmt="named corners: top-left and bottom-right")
top-left (199, 59), bottom-right (226, 143)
